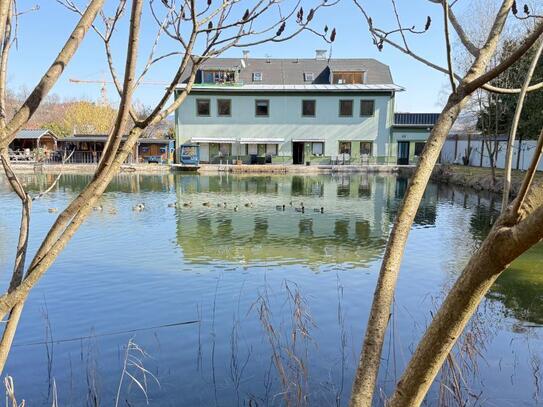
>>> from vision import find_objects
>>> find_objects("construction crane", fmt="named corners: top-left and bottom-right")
top-left (69, 77), bottom-right (170, 105)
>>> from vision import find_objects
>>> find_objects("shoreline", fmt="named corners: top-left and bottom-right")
top-left (8, 162), bottom-right (413, 175)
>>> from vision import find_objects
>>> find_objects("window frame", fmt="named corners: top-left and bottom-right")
top-left (304, 72), bottom-right (315, 82)
top-left (255, 99), bottom-right (270, 117)
top-left (301, 99), bottom-right (316, 117)
top-left (311, 142), bottom-right (324, 156)
top-left (339, 141), bottom-right (352, 155)
top-left (217, 98), bottom-right (232, 117)
top-left (196, 98), bottom-right (211, 116)
top-left (360, 141), bottom-right (373, 156)
top-left (414, 142), bottom-right (426, 156)
top-left (339, 99), bottom-right (354, 117)
top-left (360, 100), bottom-right (375, 117)
top-left (252, 72), bottom-right (263, 81)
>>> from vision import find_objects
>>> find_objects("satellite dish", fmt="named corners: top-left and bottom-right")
top-left (240, 59), bottom-right (246, 69)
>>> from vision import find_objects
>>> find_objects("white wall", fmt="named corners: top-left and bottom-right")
top-left (176, 91), bottom-right (394, 158)
top-left (441, 138), bottom-right (543, 171)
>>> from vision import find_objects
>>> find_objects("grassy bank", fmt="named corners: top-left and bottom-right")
top-left (431, 165), bottom-right (543, 195)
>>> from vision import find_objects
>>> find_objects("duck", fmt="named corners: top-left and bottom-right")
top-left (48, 208), bottom-right (58, 213)
top-left (109, 208), bottom-right (117, 215)
top-left (314, 207), bottom-right (324, 213)
top-left (203, 202), bottom-right (211, 207)
top-left (217, 202), bottom-right (227, 208)
top-left (182, 202), bottom-right (192, 208)
top-left (133, 203), bottom-right (145, 212)
top-left (244, 202), bottom-right (253, 208)
top-left (234, 205), bottom-right (239, 212)
top-left (295, 203), bottom-right (305, 213)
top-left (276, 204), bottom-right (286, 211)
top-left (168, 202), bottom-right (177, 208)
top-left (93, 205), bottom-right (103, 211)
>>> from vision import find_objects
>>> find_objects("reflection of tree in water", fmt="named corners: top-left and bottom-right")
top-left (387, 177), bottom-right (437, 227)
top-left (487, 246), bottom-right (543, 326)
top-left (469, 198), bottom-right (500, 243)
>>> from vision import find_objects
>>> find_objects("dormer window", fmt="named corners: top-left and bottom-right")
top-left (332, 71), bottom-right (364, 84)
top-left (202, 69), bottom-right (236, 84)
top-left (252, 72), bottom-right (263, 81)
top-left (304, 72), bottom-right (315, 82)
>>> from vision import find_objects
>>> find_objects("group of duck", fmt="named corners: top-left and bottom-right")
top-left (48, 201), bottom-right (324, 214)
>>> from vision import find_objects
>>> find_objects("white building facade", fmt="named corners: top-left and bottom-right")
top-left (174, 53), bottom-right (436, 165)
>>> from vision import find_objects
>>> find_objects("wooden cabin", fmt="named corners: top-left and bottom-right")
top-left (8, 129), bottom-right (58, 161)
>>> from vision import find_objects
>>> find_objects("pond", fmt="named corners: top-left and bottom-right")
top-left (0, 173), bottom-right (541, 406)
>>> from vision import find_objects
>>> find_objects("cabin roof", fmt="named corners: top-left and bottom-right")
top-left (15, 129), bottom-right (57, 140)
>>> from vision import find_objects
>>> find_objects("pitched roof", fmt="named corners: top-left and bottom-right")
top-left (181, 58), bottom-right (395, 86)
top-left (16, 129), bottom-right (57, 140)
top-left (394, 113), bottom-right (440, 127)
top-left (176, 83), bottom-right (403, 92)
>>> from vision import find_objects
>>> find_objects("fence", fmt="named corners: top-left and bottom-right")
top-left (440, 137), bottom-right (543, 171)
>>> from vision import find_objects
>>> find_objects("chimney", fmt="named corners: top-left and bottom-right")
top-left (315, 49), bottom-right (327, 60)
top-left (242, 50), bottom-right (250, 60)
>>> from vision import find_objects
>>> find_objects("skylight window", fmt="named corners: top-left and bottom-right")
top-left (252, 72), bottom-right (263, 81)
top-left (304, 72), bottom-right (315, 82)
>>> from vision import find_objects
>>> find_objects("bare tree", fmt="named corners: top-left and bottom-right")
top-left (349, 1), bottom-right (543, 406)
top-left (0, 0), bottom-right (336, 376)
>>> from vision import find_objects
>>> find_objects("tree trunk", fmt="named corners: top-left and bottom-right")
top-left (388, 184), bottom-right (543, 406)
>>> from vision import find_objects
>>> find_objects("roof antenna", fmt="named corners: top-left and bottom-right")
top-left (265, 53), bottom-right (271, 63)
top-left (327, 45), bottom-right (333, 63)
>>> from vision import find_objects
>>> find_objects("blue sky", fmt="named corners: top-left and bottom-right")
top-left (8, 0), bottom-right (456, 113)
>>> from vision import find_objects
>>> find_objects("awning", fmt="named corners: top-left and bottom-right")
top-left (292, 139), bottom-right (325, 143)
top-left (239, 138), bottom-right (284, 144)
top-left (191, 137), bottom-right (236, 143)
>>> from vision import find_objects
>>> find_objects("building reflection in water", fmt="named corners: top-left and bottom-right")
top-left (174, 173), bottom-right (439, 267)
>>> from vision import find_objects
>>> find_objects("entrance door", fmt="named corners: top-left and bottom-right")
top-left (397, 141), bottom-right (410, 165)
top-left (293, 142), bottom-right (304, 165)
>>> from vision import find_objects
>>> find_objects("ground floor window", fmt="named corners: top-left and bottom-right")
top-left (312, 142), bottom-right (324, 156)
top-left (339, 141), bottom-right (352, 154)
top-left (360, 142), bottom-right (373, 156)
top-left (219, 143), bottom-right (231, 156)
top-left (266, 144), bottom-right (278, 156)
top-left (414, 142), bottom-right (426, 156)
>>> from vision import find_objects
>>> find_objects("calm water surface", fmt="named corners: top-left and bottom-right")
top-left (0, 173), bottom-right (541, 406)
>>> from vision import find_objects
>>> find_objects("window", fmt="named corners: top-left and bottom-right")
top-left (414, 142), bottom-right (426, 156)
top-left (202, 70), bottom-right (235, 84)
top-left (332, 71), bottom-right (364, 84)
top-left (339, 100), bottom-right (353, 117)
top-left (196, 99), bottom-right (210, 116)
top-left (304, 72), bottom-right (315, 82)
top-left (252, 72), bottom-right (263, 81)
top-left (312, 142), bottom-right (324, 156)
top-left (255, 99), bottom-right (269, 116)
top-left (360, 142), bottom-right (373, 156)
top-left (219, 143), bottom-right (231, 156)
top-left (159, 147), bottom-right (167, 154)
top-left (360, 100), bottom-right (375, 116)
top-left (339, 141), bottom-right (352, 154)
top-left (217, 99), bottom-right (231, 116)
top-left (302, 100), bottom-right (316, 117)
top-left (266, 144), bottom-right (278, 156)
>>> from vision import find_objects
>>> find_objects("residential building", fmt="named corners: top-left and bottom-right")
top-left (174, 51), bottom-right (438, 165)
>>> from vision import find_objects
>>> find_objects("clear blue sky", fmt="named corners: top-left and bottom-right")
top-left (8, 0), bottom-right (457, 113)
